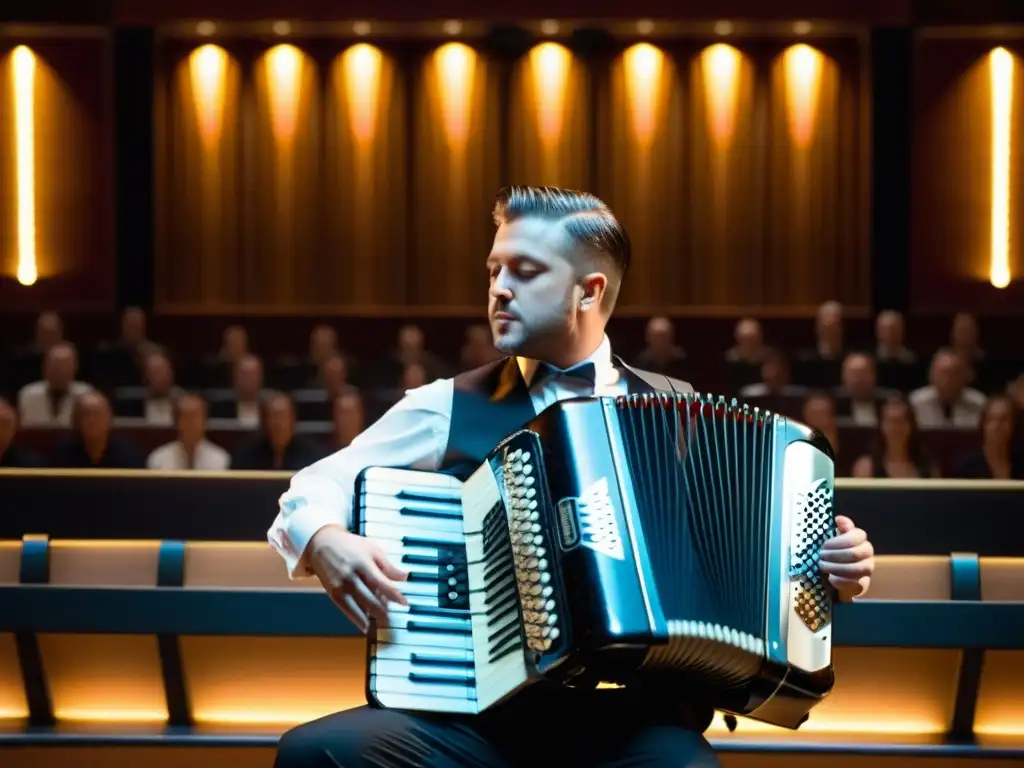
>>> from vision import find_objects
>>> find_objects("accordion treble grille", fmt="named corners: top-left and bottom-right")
top-left (615, 394), bottom-right (774, 649)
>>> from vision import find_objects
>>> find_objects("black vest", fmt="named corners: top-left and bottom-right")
top-left (441, 356), bottom-right (692, 478)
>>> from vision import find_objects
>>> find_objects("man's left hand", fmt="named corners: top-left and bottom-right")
top-left (819, 515), bottom-right (875, 601)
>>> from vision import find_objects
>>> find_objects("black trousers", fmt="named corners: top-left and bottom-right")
top-left (273, 684), bottom-right (719, 768)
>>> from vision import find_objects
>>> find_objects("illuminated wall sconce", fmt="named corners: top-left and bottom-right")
top-left (989, 47), bottom-right (1014, 289)
top-left (12, 45), bottom-right (37, 286)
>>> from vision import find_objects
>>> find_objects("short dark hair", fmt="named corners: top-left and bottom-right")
top-left (492, 185), bottom-right (631, 310)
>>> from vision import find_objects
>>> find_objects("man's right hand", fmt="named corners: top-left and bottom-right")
top-left (307, 525), bottom-right (409, 633)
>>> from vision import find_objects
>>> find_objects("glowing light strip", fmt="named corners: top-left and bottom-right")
top-left (989, 47), bottom-right (1013, 289)
top-left (12, 45), bottom-right (37, 286)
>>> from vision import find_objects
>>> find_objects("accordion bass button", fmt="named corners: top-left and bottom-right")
top-left (521, 452), bottom-right (531, 462)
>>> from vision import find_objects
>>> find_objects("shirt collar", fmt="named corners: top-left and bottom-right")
top-left (517, 335), bottom-right (617, 389)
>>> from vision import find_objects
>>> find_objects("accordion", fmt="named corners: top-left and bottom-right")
top-left (353, 393), bottom-right (838, 729)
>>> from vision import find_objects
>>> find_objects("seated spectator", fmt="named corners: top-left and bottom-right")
top-left (0, 397), bottom-right (44, 467)
top-left (949, 312), bottom-right (987, 388)
top-left (113, 351), bottom-right (184, 425)
top-left (230, 393), bottom-right (325, 471)
top-left (460, 324), bottom-right (501, 370)
top-left (17, 342), bottom-right (93, 427)
top-left (833, 353), bottom-right (896, 427)
top-left (207, 354), bottom-right (266, 426)
top-left (852, 395), bottom-right (938, 479)
top-left (402, 362), bottom-right (429, 390)
top-left (634, 317), bottom-right (689, 380)
top-left (4, 310), bottom-right (64, 395)
top-left (92, 306), bottom-right (161, 389)
top-left (740, 349), bottom-right (807, 418)
top-left (873, 310), bottom-right (921, 391)
top-left (724, 318), bottom-right (766, 392)
top-left (196, 324), bottom-right (250, 387)
top-left (909, 349), bottom-right (986, 429)
top-left (51, 392), bottom-right (145, 469)
top-left (293, 355), bottom-right (359, 422)
top-left (801, 391), bottom-right (845, 474)
top-left (951, 395), bottom-right (1024, 480)
top-left (330, 392), bottom-right (365, 451)
top-left (147, 395), bottom-right (230, 471)
top-left (794, 301), bottom-right (845, 388)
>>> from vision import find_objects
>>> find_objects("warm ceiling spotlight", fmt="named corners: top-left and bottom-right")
top-left (272, 21), bottom-right (292, 36)
top-left (636, 19), bottom-right (655, 35)
top-left (793, 20), bottom-right (813, 35)
top-left (196, 20), bottom-right (216, 36)
top-left (352, 20), bottom-right (371, 36)
top-left (443, 19), bottom-right (463, 36)
top-left (713, 20), bottom-right (734, 36)
top-left (540, 19), bottom-right (560, 36)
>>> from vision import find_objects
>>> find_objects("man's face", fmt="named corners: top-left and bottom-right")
top-left (310, 326), bottom-right (337, 363)
top-left (876, 313), bottom-right (903, 347)
top-left (122, 308), bottom-right (146, 343)
top-left (931, 353), bottom-right (962, 400)
top-left (44, 346), bottom-right (76, 390)
top-left (842, 355), bottom-right (875, 399)
top-left (146, 355), bottom-right (174, 396)
top-left (234, 358), bottom-right (262, 398)
top-left (36, 312), bottom-right (62, 349)
top-left (266, 397), bottom-right (294, 448)
top-left (176, 397), bottom-right (206, 445)
top-left (78, 395), bottom-right (111, 442)
top-left (486, 217), bottom-right (578, 357)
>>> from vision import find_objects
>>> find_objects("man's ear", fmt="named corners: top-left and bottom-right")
top-left (579, 271), bottom-right (608, 310)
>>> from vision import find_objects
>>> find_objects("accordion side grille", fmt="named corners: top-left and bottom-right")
top-left (790, 479), bottom-right (834, 632)
top-left (614, 393), bottom-right (775, 648)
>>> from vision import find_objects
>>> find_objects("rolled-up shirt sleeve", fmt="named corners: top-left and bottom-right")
top-left (268, 378), bottom-right (453, 578)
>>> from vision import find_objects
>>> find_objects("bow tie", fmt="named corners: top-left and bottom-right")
top-left (532, 361), bottom-right (598, 388)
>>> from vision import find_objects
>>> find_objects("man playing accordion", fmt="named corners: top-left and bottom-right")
top-left (267, 186), bottom-right (876, 767)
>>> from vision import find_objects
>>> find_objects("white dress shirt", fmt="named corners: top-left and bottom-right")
top-left (268, 336), bottom-right (626, 578)
top-left (17, 380), bottom-right (94, 426)
top-left (147, 438), bottom-right (231, 471)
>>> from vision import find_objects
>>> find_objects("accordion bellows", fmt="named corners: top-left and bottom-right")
top-left (355, 393), bottom-right (838, 729)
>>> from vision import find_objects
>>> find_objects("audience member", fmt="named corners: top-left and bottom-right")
top-left (0, 397), bottom-right (43, 467)
top-left (114, 351), bottom-right (184, 425)
top-left (794, 301), bottom-right (845, 388)
top-left (833, 353), bottom-right (895, 427)
top-left (402, 363), bottom-right (428, 390)
top-left (950, 312), bottom-right (985, 381)
top-left (739, 348), bottom-right (807, 417)
top-left (951, 395), bottom-right (1023, 480)
top-left (634, 316), bottom-right (689, 380)
top-left (330, 392), bottom-right (365, 450)
top-left (318, 355), bottom-right (356, 399)
top-left (724, 318), bottom-right (766, 391)
top-left (208, 354), bottom-right (265, 426)
top-left (909, 349), bottom-right (986, 429)
top-left (51, 392), bottom-right (145, 469)
top-left (17, 342), bottom-right (94, 427)
top-left (230, 393), bottom-right (324, 471)
top-left (874, 310), bottom-right (915, 363)
top-left (802, 391), bottom-right (844, 474)
top-left (147, 395), bottom-right (230, 471)
top-left (852, 395), bottom-right (937, 479)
